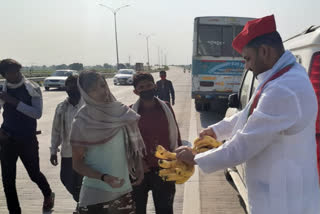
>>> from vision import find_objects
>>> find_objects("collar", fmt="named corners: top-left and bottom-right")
top-left (6, 77), bottom-right (25, 89)
top-left (256, 50), bottom-right (296, 86)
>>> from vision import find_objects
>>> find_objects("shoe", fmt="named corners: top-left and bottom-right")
top-left (43, 192), bottom-right (55, 212)
top-left (73, 203), bottom-right (80, 214)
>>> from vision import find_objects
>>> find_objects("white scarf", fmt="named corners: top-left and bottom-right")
top-left (0, 76), bottom-right (42, 105)
top-left (132, 97), bottom-right (179, 151)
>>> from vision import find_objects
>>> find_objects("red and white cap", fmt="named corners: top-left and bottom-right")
top-left (232, 15), bottom-right (277, 54)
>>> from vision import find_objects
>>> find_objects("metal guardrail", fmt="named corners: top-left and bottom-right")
top-left (0, 77), bottom-right (46, 84)
top-left (0, 74), bottom-right (115, 85)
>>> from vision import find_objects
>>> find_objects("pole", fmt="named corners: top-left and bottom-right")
top-left (114, 13), bottom-right (119, 70)
top-left (146, 36), bottom-right (150, 70)
top-left (99, 4), bottom-right (129, 70)
top-left (158, 47), bottom-right (160, 69)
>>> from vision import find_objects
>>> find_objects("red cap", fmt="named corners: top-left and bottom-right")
top-left (232, 15), bottom-right (276, 54)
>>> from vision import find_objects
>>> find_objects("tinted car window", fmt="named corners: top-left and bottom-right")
top-left (239, 70), bottom-right (254, 108)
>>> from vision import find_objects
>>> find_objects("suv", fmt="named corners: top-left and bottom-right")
top-left (44, 69), bottom-right (78, 91)
top-left (113, 69), bottom-right (136, 85)
top-left (224, 25), bottom-right (320, 209)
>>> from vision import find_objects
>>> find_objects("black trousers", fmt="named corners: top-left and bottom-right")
top-left (132, 168), bottom-right (176, 214)
top-left (60, 157), bottom-right (83, 202)
top-left (0, 136), bottom-right (52, 214)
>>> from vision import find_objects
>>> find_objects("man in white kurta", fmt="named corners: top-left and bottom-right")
top-left (176, 15), bottom-right (320, 214)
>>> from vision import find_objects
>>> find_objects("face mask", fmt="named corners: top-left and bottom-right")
top-left (67, 90), bottom-right (81, 100)
top-left (140, 89), bottom-right (156, 101)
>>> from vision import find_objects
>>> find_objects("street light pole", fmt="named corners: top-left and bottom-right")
top-left (139, 33), bottom-right (153, 71)
top-left (113, 12), bottom-right (119, 70)
top-left (99, 4), bottom-right (129, 70)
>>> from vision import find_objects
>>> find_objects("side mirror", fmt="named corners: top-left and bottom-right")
top-left (228, 93), bottom-right (240, 108)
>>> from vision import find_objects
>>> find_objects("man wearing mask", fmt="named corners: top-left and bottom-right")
top-left (175, 15), bottom-right (320, 214)
top-left (0, 59), bottom-right (55, 213)
top-left (130, 72), bottom-right (181, 214)
top-left (50, 74), bottom-right (83, 213)
top-left (156, 70), bottom-right (175, 105)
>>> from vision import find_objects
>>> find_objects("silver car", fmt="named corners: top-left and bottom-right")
top-left (113, 69), bottom-right (136, 85)
top-left (44, 70), bottom-right (78, 91)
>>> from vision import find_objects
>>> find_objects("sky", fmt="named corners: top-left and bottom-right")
top-left (0, 0), bottom-right (319, 66)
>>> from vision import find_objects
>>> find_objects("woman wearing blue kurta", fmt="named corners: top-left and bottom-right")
top-left (70, 70), bottom-right (145, 214)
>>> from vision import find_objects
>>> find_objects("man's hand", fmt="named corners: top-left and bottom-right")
top-left (175, 146), bottom-right (196, 165)
top-left (199, 127), bottom-right (217, 139)
top-left (172, 100), bottom-right (175, 106)
top-left (103, 175), bottom-right (125, 188)
top-left (50, 154), bottom-right (58, 166)
top-left (0, 92), bottom-right (19, 107)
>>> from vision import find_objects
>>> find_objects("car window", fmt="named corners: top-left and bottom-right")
top-left (239, 70), bottom-right (254, 109)
top-left (52, 71), bottom-right (69, 76)
top-left (118, 70), bottom-right (133, 74)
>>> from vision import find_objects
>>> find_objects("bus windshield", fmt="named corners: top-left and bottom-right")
top-left (197, 25), bottom-right (243, 57)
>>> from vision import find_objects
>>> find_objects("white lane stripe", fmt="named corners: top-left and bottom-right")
top-left (183, 99), bottom-right (201, 214)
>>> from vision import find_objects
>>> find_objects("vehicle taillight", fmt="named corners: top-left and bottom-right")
top-left (309, 52), bottom-right (320, 133)
top-left (309, 52), bottom-right (320, 179)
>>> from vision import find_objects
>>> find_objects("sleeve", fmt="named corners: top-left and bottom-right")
top-left (169, 81), bottom-right (175, 102)
top-left (195, 85), bottom-right (302, 173)
top-left (155, 81), bottom-right (160, 97)
top-left (50, 106), bottom-right (63, 155)
top-left (16, 95), bottom-right (43, 119)
top-left (209, 110), bottom-right (242, 142)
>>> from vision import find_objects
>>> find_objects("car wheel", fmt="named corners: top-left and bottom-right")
top-left (45, 87), bottom-right (50, 91)
top-left (127, 79), bottom-right (133, 85)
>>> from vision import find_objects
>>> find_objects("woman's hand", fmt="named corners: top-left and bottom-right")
top-left (103, 174), bottom-right (125, 188)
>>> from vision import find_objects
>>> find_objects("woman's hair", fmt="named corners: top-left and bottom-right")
top-left (79, 70), bottom-right (102, 93)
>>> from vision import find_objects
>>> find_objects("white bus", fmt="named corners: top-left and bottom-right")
top-left (191, 16), bottom-right (254, 111)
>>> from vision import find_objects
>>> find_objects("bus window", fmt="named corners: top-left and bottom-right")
top-left (197, 25), bottom-right (243, 57)
top-left (233, 26), bottom-right (245, 57)
top-left (197, 25), bottom-right (222, 57)
top-left (223, 26), bottom-right (233, 56)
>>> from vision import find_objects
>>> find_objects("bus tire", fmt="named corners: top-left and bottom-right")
top-left (195, 102), bottom-right (202, 111)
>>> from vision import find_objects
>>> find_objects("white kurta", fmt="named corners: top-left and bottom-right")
top-left (195, 51), bottom-right (320, 214)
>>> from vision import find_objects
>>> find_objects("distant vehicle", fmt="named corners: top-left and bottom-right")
top-left (191, 16), bottom-right (254, 111)
top-left (224, 25), bottom-right (320, 209)
top-left (113, 69), bottom-right (136, 85)
top-left (135, 63), bottom-right (144, 72)
top-left (44, 69), bottom-right (78, 91)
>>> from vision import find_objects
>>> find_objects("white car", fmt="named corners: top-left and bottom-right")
top-left (44, 70), bottom-right (78, 91)
top-left (113, 69), bottom-right (136, 85)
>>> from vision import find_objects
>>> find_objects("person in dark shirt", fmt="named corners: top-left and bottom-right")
top-left (0, 59), bottom-right (55, 214)
top-left (130, 72), bottom-right (182, 214)
top-left (156, 70), bottom-right (175, 105)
